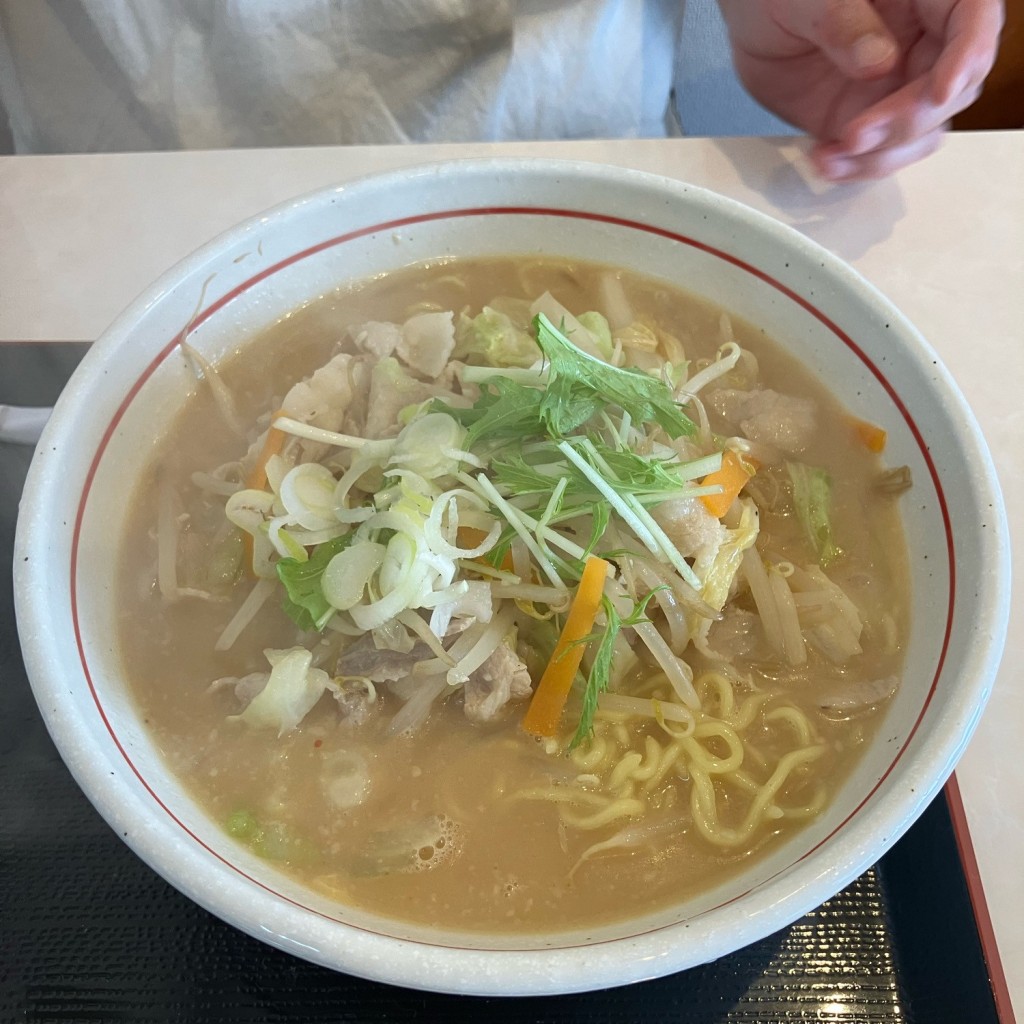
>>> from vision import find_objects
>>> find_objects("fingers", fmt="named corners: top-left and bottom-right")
top-left (810, 0), bottom-right (999, 181)
top-left (768, 0), bottom-right (900, 77)
top-left (837, 64), bottom-right (981, 160)
top-left (737, 0), bottom-right (1000, 181)
top-left (927, 0), bottom-right (1003, 105)
top-left (813, 125), bottom-right (947, 181)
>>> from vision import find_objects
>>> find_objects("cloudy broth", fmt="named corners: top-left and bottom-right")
top-left (117, 257), bottom-right (908, 935)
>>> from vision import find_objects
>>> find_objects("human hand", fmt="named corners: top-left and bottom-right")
top-left (718, 0), bottom-right (1003, 180)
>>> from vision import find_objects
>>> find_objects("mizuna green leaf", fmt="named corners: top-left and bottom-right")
top-left (533, 313), bottom-right (696, 439)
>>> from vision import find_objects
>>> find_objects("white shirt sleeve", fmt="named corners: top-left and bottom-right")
top-left (0, 0), bottom-right (789, 154)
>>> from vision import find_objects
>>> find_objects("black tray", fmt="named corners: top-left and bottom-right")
top-left (0, 344), bottom-right (1005, 1024)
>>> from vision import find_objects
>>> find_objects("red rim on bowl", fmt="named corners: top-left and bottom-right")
top-left (15, 160), bottom-right (1008, 995)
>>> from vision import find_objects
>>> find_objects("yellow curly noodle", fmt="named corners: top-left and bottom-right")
top-left (514, 669), bottom-right (825, 850)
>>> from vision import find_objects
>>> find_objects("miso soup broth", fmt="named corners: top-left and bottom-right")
top-left (117, 257), bottom-right (909, 935)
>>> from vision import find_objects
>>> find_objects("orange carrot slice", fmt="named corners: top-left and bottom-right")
top-left (457, 526), bottom-right (514, 572)
top-left (522, 555), bottom-right (609, 738)
top-left (246, 409), bottom-right (288, 491)
top-left (851, 417), bottom-right (887, 453)
top-left (700, 450), bottom-right (755, 518)
top-left (243, 410), bottom-right (288, 573)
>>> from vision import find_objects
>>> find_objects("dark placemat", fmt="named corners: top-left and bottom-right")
top-left (0, 345), bottom-right (1001, 1024)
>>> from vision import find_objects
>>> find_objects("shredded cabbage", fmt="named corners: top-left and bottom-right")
top-left (233, 647), bottom-right (331, 735)
top-left (787, 461), bottom-right (842, 565)
top-left (455, 307), bottom-right (540, 367)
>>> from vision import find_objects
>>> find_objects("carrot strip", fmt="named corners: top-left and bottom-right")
top-left (700, 450), bottom-right (755, 518)
top-left (851, 417), bottom-right (887, 453)
top-left (243, 409), bottom-right (287, 574)
top-left (522, 555), bottom-right (609, 738)
top-left (246, 409), bottom-right (288, 491)
top-left (457, 526), bottom-right (514, 572)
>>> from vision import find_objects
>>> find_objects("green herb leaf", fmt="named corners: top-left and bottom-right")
top-left (569, 596), bottom-right (621, 750)
top-left (534, 313), bottom-right (696, 439)
top-left (484, 524), bottom-right (517, 570)
top-left (584, 440), bottom-right (691, 496)
top-left (277, 532), bottom-right (355, 631)
top-left (568, 589), bottom-right (661, 749)
top-left (492, 436), bottom-right (691, 502)
top-left (581, 501), bottom-right (611, 559)
top-left (489, 451), bottom-right (565, 495)
top-left (787, 461), bottom-right (842, 566)
top-left (432, 376), bottom-right (544, 449)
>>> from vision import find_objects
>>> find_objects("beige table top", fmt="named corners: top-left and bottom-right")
top-left (2, 132), bottom-right (1021, 1018)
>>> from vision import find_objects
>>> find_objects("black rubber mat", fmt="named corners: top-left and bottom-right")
top-left (0, 345), bottom-right (1001, 1024)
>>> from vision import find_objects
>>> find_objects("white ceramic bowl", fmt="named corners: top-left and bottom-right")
top-left (14, 159), bottom-right (1010, 996)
